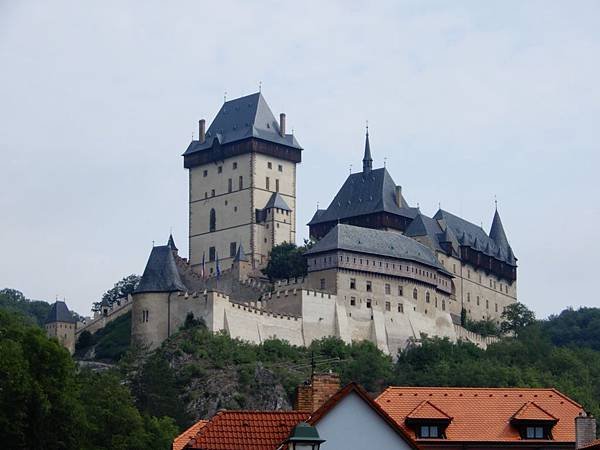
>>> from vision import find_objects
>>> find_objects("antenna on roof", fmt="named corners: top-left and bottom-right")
top-left (349, 164), bottom-right (352, 174)
top-left (384, 157), bottom-right (387, 168)
top-left (258, 81), bottom-right (262, 92)
top-left (223, 91), bottom-right (227, 103)
top-left (316, 201), bottom-right (320, 210)
top-left (438, 201), bottom-right (441, 210)
top-left (192, 132), bottom-right (194, 140)
top-left (494, 195), bottom-right (498, 211)
top-left (152, 240), bottom-right (155, 247)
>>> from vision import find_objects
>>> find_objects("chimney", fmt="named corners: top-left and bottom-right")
top-left (199, 119), bottom-right (206, 144)
top-left (294, 372), bottom-right (340, 412)
top-left (395, 185), bottom-right (402, 208)
top-left (279, 113), bottom-right (286, 136)
top-left (576, 415), bottom-right (597, 449)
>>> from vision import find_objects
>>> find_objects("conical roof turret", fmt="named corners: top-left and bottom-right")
top-left (489, 209), bottom-right (510, 252)
top-left (362, 129), bottom-right (372, 173)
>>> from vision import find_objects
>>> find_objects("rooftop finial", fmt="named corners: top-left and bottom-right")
top-left (223, 91), bottom-right (227, 103)
top-left (259, 81), bottom-right (262, 92)
top-left (494, 195), bottom-right (498, 211)
top-left (362, 123), bottom-right (373, 174)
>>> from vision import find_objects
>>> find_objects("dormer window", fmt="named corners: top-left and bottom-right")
top-left (525, 426), bottom-right (547, 439)
top-left (405, 400), bottom-right (452, 440)
top-left (511, 402), bottom-right (557, 441)
top-left (419, 425), bottom-right (440, 438)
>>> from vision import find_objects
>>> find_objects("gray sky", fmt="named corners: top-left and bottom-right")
top-left (1, 1), bottom-right (599, 318)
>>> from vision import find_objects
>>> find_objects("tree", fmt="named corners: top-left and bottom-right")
top-left (93, 274), bottom-right (141, 311)
top-left (501, 302), bottom-right (536, 335)
top-left (262, 243), bottom-right (308, 281)
top-left (0, 288), bottom-right (51, 327)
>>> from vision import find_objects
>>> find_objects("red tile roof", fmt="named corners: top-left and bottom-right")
top-left (173, 420), bottom-right (208, 450)
top-left (184, 411), bottom-right (310, 450)
top-left (511, 401), bottom-right (558, 422)
top-left (406, 400), bottom-right (452, 421)
top-left (581, 439), bottom-right (600, 450)
top-left (376, 387), bottom-right (584, 443)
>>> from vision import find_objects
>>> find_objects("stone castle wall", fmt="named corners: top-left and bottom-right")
top-left (75, 295), bottom-right (133, 337)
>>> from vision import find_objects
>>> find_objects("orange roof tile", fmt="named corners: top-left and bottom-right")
top-left (581, 439), bottom-right (600, 450)
top-left (376, 387), bottom-right (584, 443)
top-left (512, 401), bottom-right (558, 422)
top-left (406, 400), bottom-right (452, 421)
top-left (173, 420), bottom-right (208, 450)
top-left (184, 411), bottom-right (310, 450)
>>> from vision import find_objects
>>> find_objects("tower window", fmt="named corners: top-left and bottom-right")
top-left (268, 162), bottom-right (272, 169)
top-left (275, 179), bottom-right (279, 192)
top-left (385, 284), bottom-right (391, 295)
top-left (426, 292), bottom-right (430, 303)
top-left (398, 286), bottom-right (403, 296)
top-left (350, 297), bottom-right (356, 306)
top-left (413, 288), bottom-right (418, 300)
top-left (366, 299), bottom-right (372, 308)
top-left (232, 162), bottom-right (237, 170)
top-left (228, 178), bottom-right (232, 193)
top-left (266, 177), bottom-right (270, 190)
top-left (278, 164), bottom-right (283, 172)
top-left (203, 170), bottom-right (208, 177)
top-left (209, 247), bottom-right (216, 262)
top-left (211, 189), bottom-right (215, 197)
top-left (217, 166), bottom-right (222, 173)
top-left (209, 209), bottom-right (216, 232)
top-left (320, 279), bottom-right (326, 290)
top-left (350, 278), bottom-right (356, 289)
top-left (230, 242), bottom-right (237, 257)
top-left (385, 301), bottom-right (391, 311)
top-left (366, 281), bottom-right (372, 292)
top-left (398, 303), bottom-right (404, 313)
top-left (239, 176), bottom-right (243, 190)
top-left (442, 300), bottom-right (446, 311)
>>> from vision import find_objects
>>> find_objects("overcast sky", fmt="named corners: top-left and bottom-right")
top-left (1, 1), bottom-right (599, 318)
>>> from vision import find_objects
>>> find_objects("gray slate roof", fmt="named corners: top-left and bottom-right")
top-left (183, 93), bottom-right (301, 156)
top-left (45, 300), bottom-right (77, 324)
top-left (265, 192), bottom-right (291, 211)
top-left (167, 233), bottom-right (178, 252)
top-left (404, 213), bottom-right (445, 252)
top-left (306, 223), bottom-right (448, 272)
top-left (434, 209), bottom-right (516, 265)
top-left (308, 168), bottom-right (418, 225)
top-left (135, 246), bottom-right (187, 293)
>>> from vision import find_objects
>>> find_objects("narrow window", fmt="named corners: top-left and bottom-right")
top-left (267, 161), bottom-right (272, 169)
top-left (495, 303), bottom-right (498, 312)
top-left (467, 292), bottom-right (470, 302)
top-left (233, 162), bottom-right (237, 170)
top-left (266, 176), bottom-right (270, 190)
top-left (385, 301), bottom-right (391, 311)
top-left (350, 297), bottom-right (356, 306)
top-left (398, 286), bottom-right (403, 296)
top-left (398, 303), bottom-right (404, 313)
top-left (486, 299), bottom-right (489, 309)
top-left (320, 279), bottom-right (326, 290)
top-left (413, 288), bottom-right (418, 300)
top-left (209, 246), bottom-right (216, 262)
top-left (366, 281), bottom-right (372, 292)
top-left (426, 292), bottom-right (430, 303)
top-left (203, 169), bottom-right (208, 177)
top-left (442, 300), bottom-right (446, 311)
top-left (211, 189), bottom-right (215, 197)
top-left (275, 179), bottom-right (280, 192)
top-left (217, 166), bottom-right (222, 173)
top-left (278, 164), bottom-right (283, 172)
top-left (209, 209), bottom-right (216, 232)
top-left (230, 242), bottom-right (237, 257)
top-left (239, 176), bottom-right (243, 190)
top-left (366, 299), bottom-right (372, 308)
top-left (228, 178), bottom-right (232, 193)
top-left (453, 264), bottom-right (456, 274)
top-left (350, 278), bottom-right (356, 289)
top-left (477, 296), bottom-right (480, 306)
top-left (385, 284), bottom-right (391, 295)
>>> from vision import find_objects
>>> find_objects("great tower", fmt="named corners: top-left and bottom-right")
top-left (183, 93), bottom-right (302, 273)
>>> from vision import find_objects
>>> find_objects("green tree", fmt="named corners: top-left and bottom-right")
top-left (0, 288), bottom-right (51, 327)
top-left (93, 274), bottom-right (140, 311)
top-left (262, 243), bottom-right (308, 281)
top-left (501, 302), bottom-right (536, 335)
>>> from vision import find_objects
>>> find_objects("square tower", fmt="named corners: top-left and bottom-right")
top-left (183, 93), bottom-right (302, 273)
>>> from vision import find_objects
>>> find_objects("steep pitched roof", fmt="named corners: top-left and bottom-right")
top-left (45, 301), bottom-right (77, 324)
top-left (264, 192), bottom-right (291, 211)
top-left (376, 387), bottom-right (583, 443)
top-left (404, 214), bottom-right (444, 252)
top-left (308, 168), bottom-right (418, 225)
top-left (185, 411), bottom-right (310, 450)
top-left (305, 223), bottom-right (448, 273)
top-left (362, 131), bottom-right (373, 172)
top-left (134, 246), bottom-right (186, 293)
top-left (167, 233), bottom-right (178, 252)
top-left (173, 420), bottom-right (208, 450)
top-left (183, 93), bottom-right (301, 156)
top-left (434, 209), bottom-right (516, 266)
top-left (308, 383), bottom-right (419, 449)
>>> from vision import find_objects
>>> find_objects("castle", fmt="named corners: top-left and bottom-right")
top-left (128, 92), bottom-right (517, 354)
top-left (45, 92), bottom-right (517, 355)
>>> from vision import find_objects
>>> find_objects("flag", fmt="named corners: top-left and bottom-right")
top-left (216, 251), bottom-right (221, 279)
top-left (201, 252), bottom-right (206, 279)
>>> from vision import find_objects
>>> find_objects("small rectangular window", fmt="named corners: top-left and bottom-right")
top-left (203, 169), bottom-right (208, 177)
top-left (398, 286), bottom-right (403, 296)
top-left (228, 178), bottom-right (232, 193)
top-left (278, 164), bottom-right (283, 172)
top-left (230, 242), bottom-right (237, 257)
top-left (267, 162), bottom-right (272, 169)
top-left (350, 278), bottom-right (356, 289)
top-left (366, 299), bottom-right (372, 308)
top-left (218, 166), bottom-right (222, 173)
top-left (350, 297), bottom-right (356, 306)
top-left (211, 189), bottom-right (215, 197)
top-left (398, 303), bottom-right (404, 313)
top-left (385, 284), bottom-right (391, 295)
top-left (275, 179), bottom-right (279, 192)
top-left (385, 301), bottom-right (391, 311)
top-left (209, 247), bottom-right (216, 262)
top-left (366, 281), bottom-right (372, 292)
top-left (233, 162), bottom-right (238, 170)
top-left (320, 279), bottom-right (326, 290)
top-left (266, 177), bottom-right (270, 190)
top-left (239, 176), bottom-right (243, 190)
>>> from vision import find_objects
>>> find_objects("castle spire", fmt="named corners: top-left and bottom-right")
top-left (167, 233), bottom-right (178, 252)
top-left (489, 208), bottom-right (509, 251)
top-left (362, 125), bottom-right (372, 173)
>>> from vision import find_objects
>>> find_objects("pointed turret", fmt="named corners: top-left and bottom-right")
top-left (167, 233), bottom-right (178, 252)
top-left (362, 129), bottom-right (372, 173)
top-left (489, 209), bottom-right (510, 252)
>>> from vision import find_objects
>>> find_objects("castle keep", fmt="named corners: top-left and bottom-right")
top-left (130, 92), bottom-right (518, 353)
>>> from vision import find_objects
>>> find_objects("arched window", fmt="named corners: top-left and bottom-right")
top-left (209, 209), bottom-right (216, 232)
top-left (413, 288), bottom-right (418, 300)
top-left (426, 292), bottom-right (430, 303)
